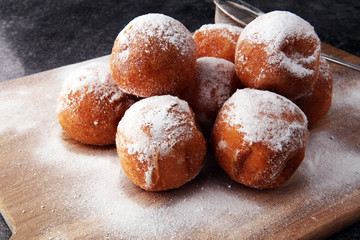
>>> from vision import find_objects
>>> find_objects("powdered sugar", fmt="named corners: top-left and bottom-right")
top-left (1, 57), bottom-right (360, 238)
top-left (238, 11), bottom-right (320, 78)
top-left (30, 125), bottom-right (265, 238)
top-left (0, 86), bottom-right (42, 133)
top-left (116, 95), bottom-right (196, 188)
top-left (196, 23), bottom-right (243, 44)
top-left (56, 62), bottom-right (125, 114)
top-left (276, 52), bottom-right (317, 78)
top-left (195, 57), bottom-right (237, 112)
top-left (115, 13), bottom-right (195, 59)
top-left (240, 11), bottom-right (318, 52)
top-left (319, 57), bottom-right (332, 80)
top-left (221, 88), bottom-right (308, 152)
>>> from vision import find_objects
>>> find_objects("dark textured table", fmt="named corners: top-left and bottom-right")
top-left (0, 0), bottom-right (359, 239)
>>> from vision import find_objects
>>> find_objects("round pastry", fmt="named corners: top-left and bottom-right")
top-left (294, 57), bottom-right (333, 127)
top-left (211, 88), bottom-right (309, 189)
top-left (116, 95), bottom-right (207, 191)
top-left (235, 11), bottom-right (321, 100)
top-left (184, 57), bottom-right (241, 132)
top-left (57, 62), bottom-right (137, 146)
top-left (193, 23), bottom-right (243, 63)
top-left (110, 13), bottom-right (197, 98)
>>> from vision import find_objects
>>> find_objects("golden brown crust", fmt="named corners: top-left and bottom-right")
top-left (58, 91), bottom-right (135, 146)
top-left (57, 63), bottom-right (136, 146)
top-left (110, 14), bottom-right (197, 98)
top-left (116, 95), bottom-right (207, 191)
top-left (183, 57), bottom-right (241, 132)
top-left (293, 58), bottom-right (333, 127)
top-left (193, 24), bottom-right (243, 63)
top-left (212, 121), bottom-right (306, 189)
top-left (234, 11), bottom-right (321, 100)
top-left (235, 38), bottom-right (320, 100)
top-left (117, 129), bottom-right (207, 191)
top-left (211, 89), bottom-right (309, 189)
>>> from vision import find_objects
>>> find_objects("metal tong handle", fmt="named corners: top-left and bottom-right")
top-left (213, 0), bottom-right (360, 71)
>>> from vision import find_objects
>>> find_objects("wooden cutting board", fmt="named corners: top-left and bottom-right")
top-left (1, 43), bottom-right (360, 240)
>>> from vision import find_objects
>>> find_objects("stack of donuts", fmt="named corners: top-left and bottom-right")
top-left (57, 11), bottom-right (332, 191)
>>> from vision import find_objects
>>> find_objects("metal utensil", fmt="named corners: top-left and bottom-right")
top-left (213, 0), bottom-right (360, 72)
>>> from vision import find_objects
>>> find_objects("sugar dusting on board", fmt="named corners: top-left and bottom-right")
top-left (0, 83), bottom-right (53, 133)
top-left (32, 124), bottom-right (260, 238)
top-left (1, 57), bottom-right (359, 238)
top-left (27, 67), bottom-right (360, 238)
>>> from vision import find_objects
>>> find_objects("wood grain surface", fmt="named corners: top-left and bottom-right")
top-left (0, 43), bottom-right (359, 239)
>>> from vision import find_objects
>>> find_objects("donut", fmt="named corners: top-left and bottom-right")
top-left (110, 13), bottom-right (197, 98)
top-left (184, 57), bottom-right (241, 132)
top-left (193, 23), bottom-right (243, 63)
top-left (235, 11), bottom-right (321, 100)
top-left (211, 88), bottom-right (309, 189)
top-left (293, 57), bottom-right (333, 127)
top-left (57, 62), bottom-right (137, 146)
top-left (116, 95), bottom-right (207, 191)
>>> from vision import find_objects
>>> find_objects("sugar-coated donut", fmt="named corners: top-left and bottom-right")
top-left (110, 13), bottom-right (197, 98)
top-left (116, 95), bottom-right (207, 191)
top-left (294, 57), bottom-right (333, 127)
top-left (235, 11), bottom-right (321, 100)
top-left (211, 88), bottom-right (309, 189)
top-left (57, 62), bottom-right (137, 146)
top-left (193, 23), bottom-right (243, 63)
top-left (184, 57), bottom-right (241, 132)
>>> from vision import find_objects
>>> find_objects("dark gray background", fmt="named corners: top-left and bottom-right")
top-left (0, 0), bottom-right (359, 239)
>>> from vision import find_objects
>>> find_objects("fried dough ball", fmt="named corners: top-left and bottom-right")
top-left (116, 95), bottom-right (207, 191)
top-left (193, 23), bottom-right (243, 63)
top-left (110, 13), bottom-right (197, 98)
top-left (235, 11), bottom-right (321, 100)
top-left (294, 57), bottom-right (333, 127)
top-left (57, 62), bottom-right (136, 146)
top-left (211, 88), bottom-right (309, 189)
top-left (184, 57), bottom-right (241, 132)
